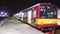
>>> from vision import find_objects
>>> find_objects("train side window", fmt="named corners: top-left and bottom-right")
top-left (23, 12), bottom-right (28, 18)
top-left (33, 10), bottom-right (36, 18)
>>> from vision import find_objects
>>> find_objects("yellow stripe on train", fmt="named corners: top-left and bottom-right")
top-left (36, 19), bottom-right (57, 24)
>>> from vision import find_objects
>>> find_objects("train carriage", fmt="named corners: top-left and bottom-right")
top-left (18, 3), bottom-right (57, 33)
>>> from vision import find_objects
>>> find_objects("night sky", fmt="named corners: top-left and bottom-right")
top-left (0, 0), bottom-right (60, 16)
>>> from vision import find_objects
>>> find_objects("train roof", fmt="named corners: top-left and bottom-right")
top-left (21, 3), bottom-right (40, 12)
top-left (20, 3), bottom-right (57, 12)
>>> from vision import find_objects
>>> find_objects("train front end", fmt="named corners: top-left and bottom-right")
top-left (36, 3), bottom-right (57, 32)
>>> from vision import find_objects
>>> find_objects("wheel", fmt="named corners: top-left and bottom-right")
top-left (40, 28), bottom-right (47, 33)
top-left (51, 27), bottom-right (56, 34)
top-left (45, 28), bottom-right (56, 34)
top-left (48, 27), bottom-right (54, 32)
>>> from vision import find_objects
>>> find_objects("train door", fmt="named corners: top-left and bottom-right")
top-left (57, 9), bottom-right (60, 26)
top-left (31, 6), bottom-right (40, 27)
top-left (27, 9), bottom-right (36, 27)
top-left (31, 9), bottom-right (36, 26)
top-left (28, 10), bottom-right (32, 23)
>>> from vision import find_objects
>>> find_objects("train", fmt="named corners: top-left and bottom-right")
top-left (14, 3), bottom-right (58, 34)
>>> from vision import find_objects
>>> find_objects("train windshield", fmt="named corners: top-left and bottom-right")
top-left (40, 4), bottom-right (57, 18)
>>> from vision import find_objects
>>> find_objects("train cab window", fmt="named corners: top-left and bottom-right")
top-left (46, 6), bottom-right (57, 18)
top-left (40, 4), bottom-right (57, 18)
top-left (40, 6), bottom-right (46, 18)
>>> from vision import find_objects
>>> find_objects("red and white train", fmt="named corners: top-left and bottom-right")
top-left (14, 3), bottom-right (60, 34)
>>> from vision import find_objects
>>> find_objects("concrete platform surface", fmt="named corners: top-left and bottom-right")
top-left (0, 20), bottom-right (44, 34)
